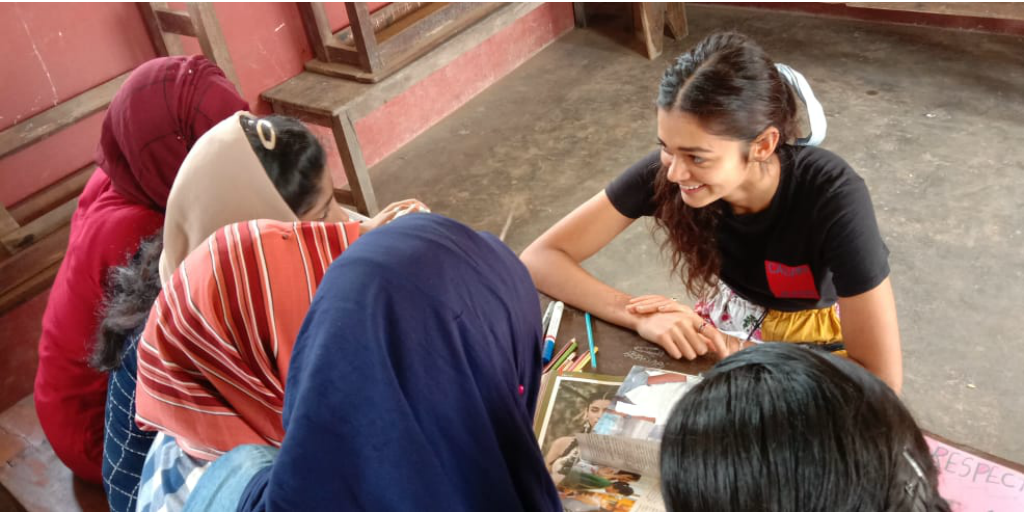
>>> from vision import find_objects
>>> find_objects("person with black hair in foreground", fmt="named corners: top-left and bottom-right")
top-left (661, 343), bottom-right (950, 512)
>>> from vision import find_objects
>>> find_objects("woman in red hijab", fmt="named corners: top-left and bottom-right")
top-left (34, 55), bottom-right (247, 484)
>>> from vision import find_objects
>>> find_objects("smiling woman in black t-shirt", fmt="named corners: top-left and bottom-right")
top-left (521, 32), bottom-right (903, 391)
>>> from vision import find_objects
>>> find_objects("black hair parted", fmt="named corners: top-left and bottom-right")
top-left (240, 114), bottom-right (326, 216)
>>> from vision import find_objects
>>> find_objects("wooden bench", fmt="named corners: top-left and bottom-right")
top-left (261, 2), bottom-right (545, 216)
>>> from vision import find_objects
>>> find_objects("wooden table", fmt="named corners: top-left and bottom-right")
top-left (542, 297), bottom-right (1024, 475)
top-left (540, 296), bottom-right (715, 378)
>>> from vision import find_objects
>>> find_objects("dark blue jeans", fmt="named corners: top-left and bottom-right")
top-left (102, 332), bottom-right (157, 512)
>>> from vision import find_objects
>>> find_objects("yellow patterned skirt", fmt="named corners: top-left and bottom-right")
top-left (694, 281), bottom-right (846, 354)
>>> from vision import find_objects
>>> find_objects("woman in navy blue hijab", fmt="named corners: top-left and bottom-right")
top-left (186, 213), bottom-right (561, 512)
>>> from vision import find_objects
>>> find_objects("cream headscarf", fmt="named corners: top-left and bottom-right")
top-left (158, 112), bottom-right (297, 283)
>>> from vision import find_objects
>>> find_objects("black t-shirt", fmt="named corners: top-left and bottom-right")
top-left (605, 145), bottom-right (890, 312)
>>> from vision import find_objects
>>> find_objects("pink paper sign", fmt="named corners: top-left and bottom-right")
top-left (927, 436), bottom-right (1024, 512)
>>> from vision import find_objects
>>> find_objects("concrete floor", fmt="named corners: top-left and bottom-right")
top-left (371, 5), bottom-right (1024, 462)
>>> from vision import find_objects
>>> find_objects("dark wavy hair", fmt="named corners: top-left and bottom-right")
top-left (661, 344), bottom-right (951, 512)
top-left (91, 232), bottom-right (163, 371)
top-left (653, 31), bottom-right (800, 298)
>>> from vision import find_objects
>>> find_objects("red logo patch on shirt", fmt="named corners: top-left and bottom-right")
top-left (764, 261), bottom-right (820, 299)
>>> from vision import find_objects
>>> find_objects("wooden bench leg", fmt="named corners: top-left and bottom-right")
top-left (0, 205), bottom-right (21, 259)
top-left (633, 2), bottom-right (667, 60)
top-left (330, 110), bottom-right (379, 216)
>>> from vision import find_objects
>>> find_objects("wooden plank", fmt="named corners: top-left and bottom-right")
top-left (334, 2), bottom-right (428, 47)
top-left (0, 206), bottom-right (19, 238)
top-left (665, 2), bottom-right (688, 40)
top-left (304, 58), bottom-right (389, 83)
top-left (0, 224), bottom-right (69, 299)
top-left (1, 198), bottom-right (77, 254)
top-left (0, 259), bottom-right (60, 316)
top-left (346, 2), bottom-right (385, 74)
top-left (369, 2), bottom-right (429, 33)
top-left (847, 2), bottom-right (1024, 21)
top-left (360, 1), bottom-right (428, 40)
top-left (374, 3), bottom-right (501, 72)
top-left (331, 110), bottom-right (378, 215)
top-left (333, 186), bottom-right (356, 207)
top-left (573, 2), bottom-right (587, 28)
top-left (8, 165), bottom-right (93, 225)
top-left (0, 72), bottom-right (129, 159)
top-left (0, 207), bottom-right (16, 259)
top-left (154, 7), bottom-right (196, 37)
top-left (633, 2), bottom-right (666, 60)
top-left (263, 3), bottom-right (540, 118)
top-left (376, 2), bottom-right (451, 41)
top-left (263, 99), bottom-right (333, 127)
top-left (138, 2), bottom-right (183, 55)
top-left (187, 2), bottom-right (241, 91)
top-left (325, 44), bottom-right (364, 67)
top-left (297, 2), bottom-right (332, 62)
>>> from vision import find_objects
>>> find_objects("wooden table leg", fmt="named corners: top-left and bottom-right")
top-left (665, 3), bottom-right (688, 40)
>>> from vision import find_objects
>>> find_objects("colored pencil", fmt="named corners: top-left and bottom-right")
top-left (585, 312), bottom-right (597, 369)
top-left (557, 353), bottom-right (577, 373)
top-left (544, 337), bottom-right (577, 374)
top-left (570, 347), bottom-right (599, 372)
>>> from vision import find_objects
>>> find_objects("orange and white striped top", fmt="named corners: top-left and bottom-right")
top-left (135, 219), bottom-right (360, 460)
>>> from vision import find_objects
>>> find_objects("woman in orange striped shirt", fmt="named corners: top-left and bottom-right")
top-left (137, 219), bottom-right (359, 459)
top-left (135, 219), bottom-right (377, 511)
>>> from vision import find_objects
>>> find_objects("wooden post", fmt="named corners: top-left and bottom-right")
top-left (0, 205), bottom-right (19, 259)
top-left (298, 3), bottom-right (333, 62)
top-left (573, 3), bottom-right (587, 28)
top-left (665, 3), bottom-right (688, 40)
top-left (139, 2), bottom-right (184, 56)
top-left (187, 2), bottom-right (241, 92)
top-left (331, 110), bottom-right (378, 215)
top-left (346, 2), bottom-right (385, 74)
top-left (633, 3), bottom-right (667, 60)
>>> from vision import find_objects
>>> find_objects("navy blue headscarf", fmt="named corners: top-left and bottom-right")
top-left (239, 214), bottom-right (561, 511)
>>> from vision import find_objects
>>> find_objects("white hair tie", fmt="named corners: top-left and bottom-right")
top-left (775, 63), bottom-right (827, 146)
top-left (256, 119), bottom-right (277, 151)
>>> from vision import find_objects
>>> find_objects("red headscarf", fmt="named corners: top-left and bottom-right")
top-left (35, 56), bottom-right (247, 483)
top-left (96, 55), bottom-right (248, 210)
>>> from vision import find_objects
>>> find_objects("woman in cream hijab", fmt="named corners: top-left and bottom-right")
top-left (159, 111), bottom-right (426, 283)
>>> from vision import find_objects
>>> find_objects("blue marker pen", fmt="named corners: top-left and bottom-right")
top-left (542, 301), bottom-right (564, 364)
